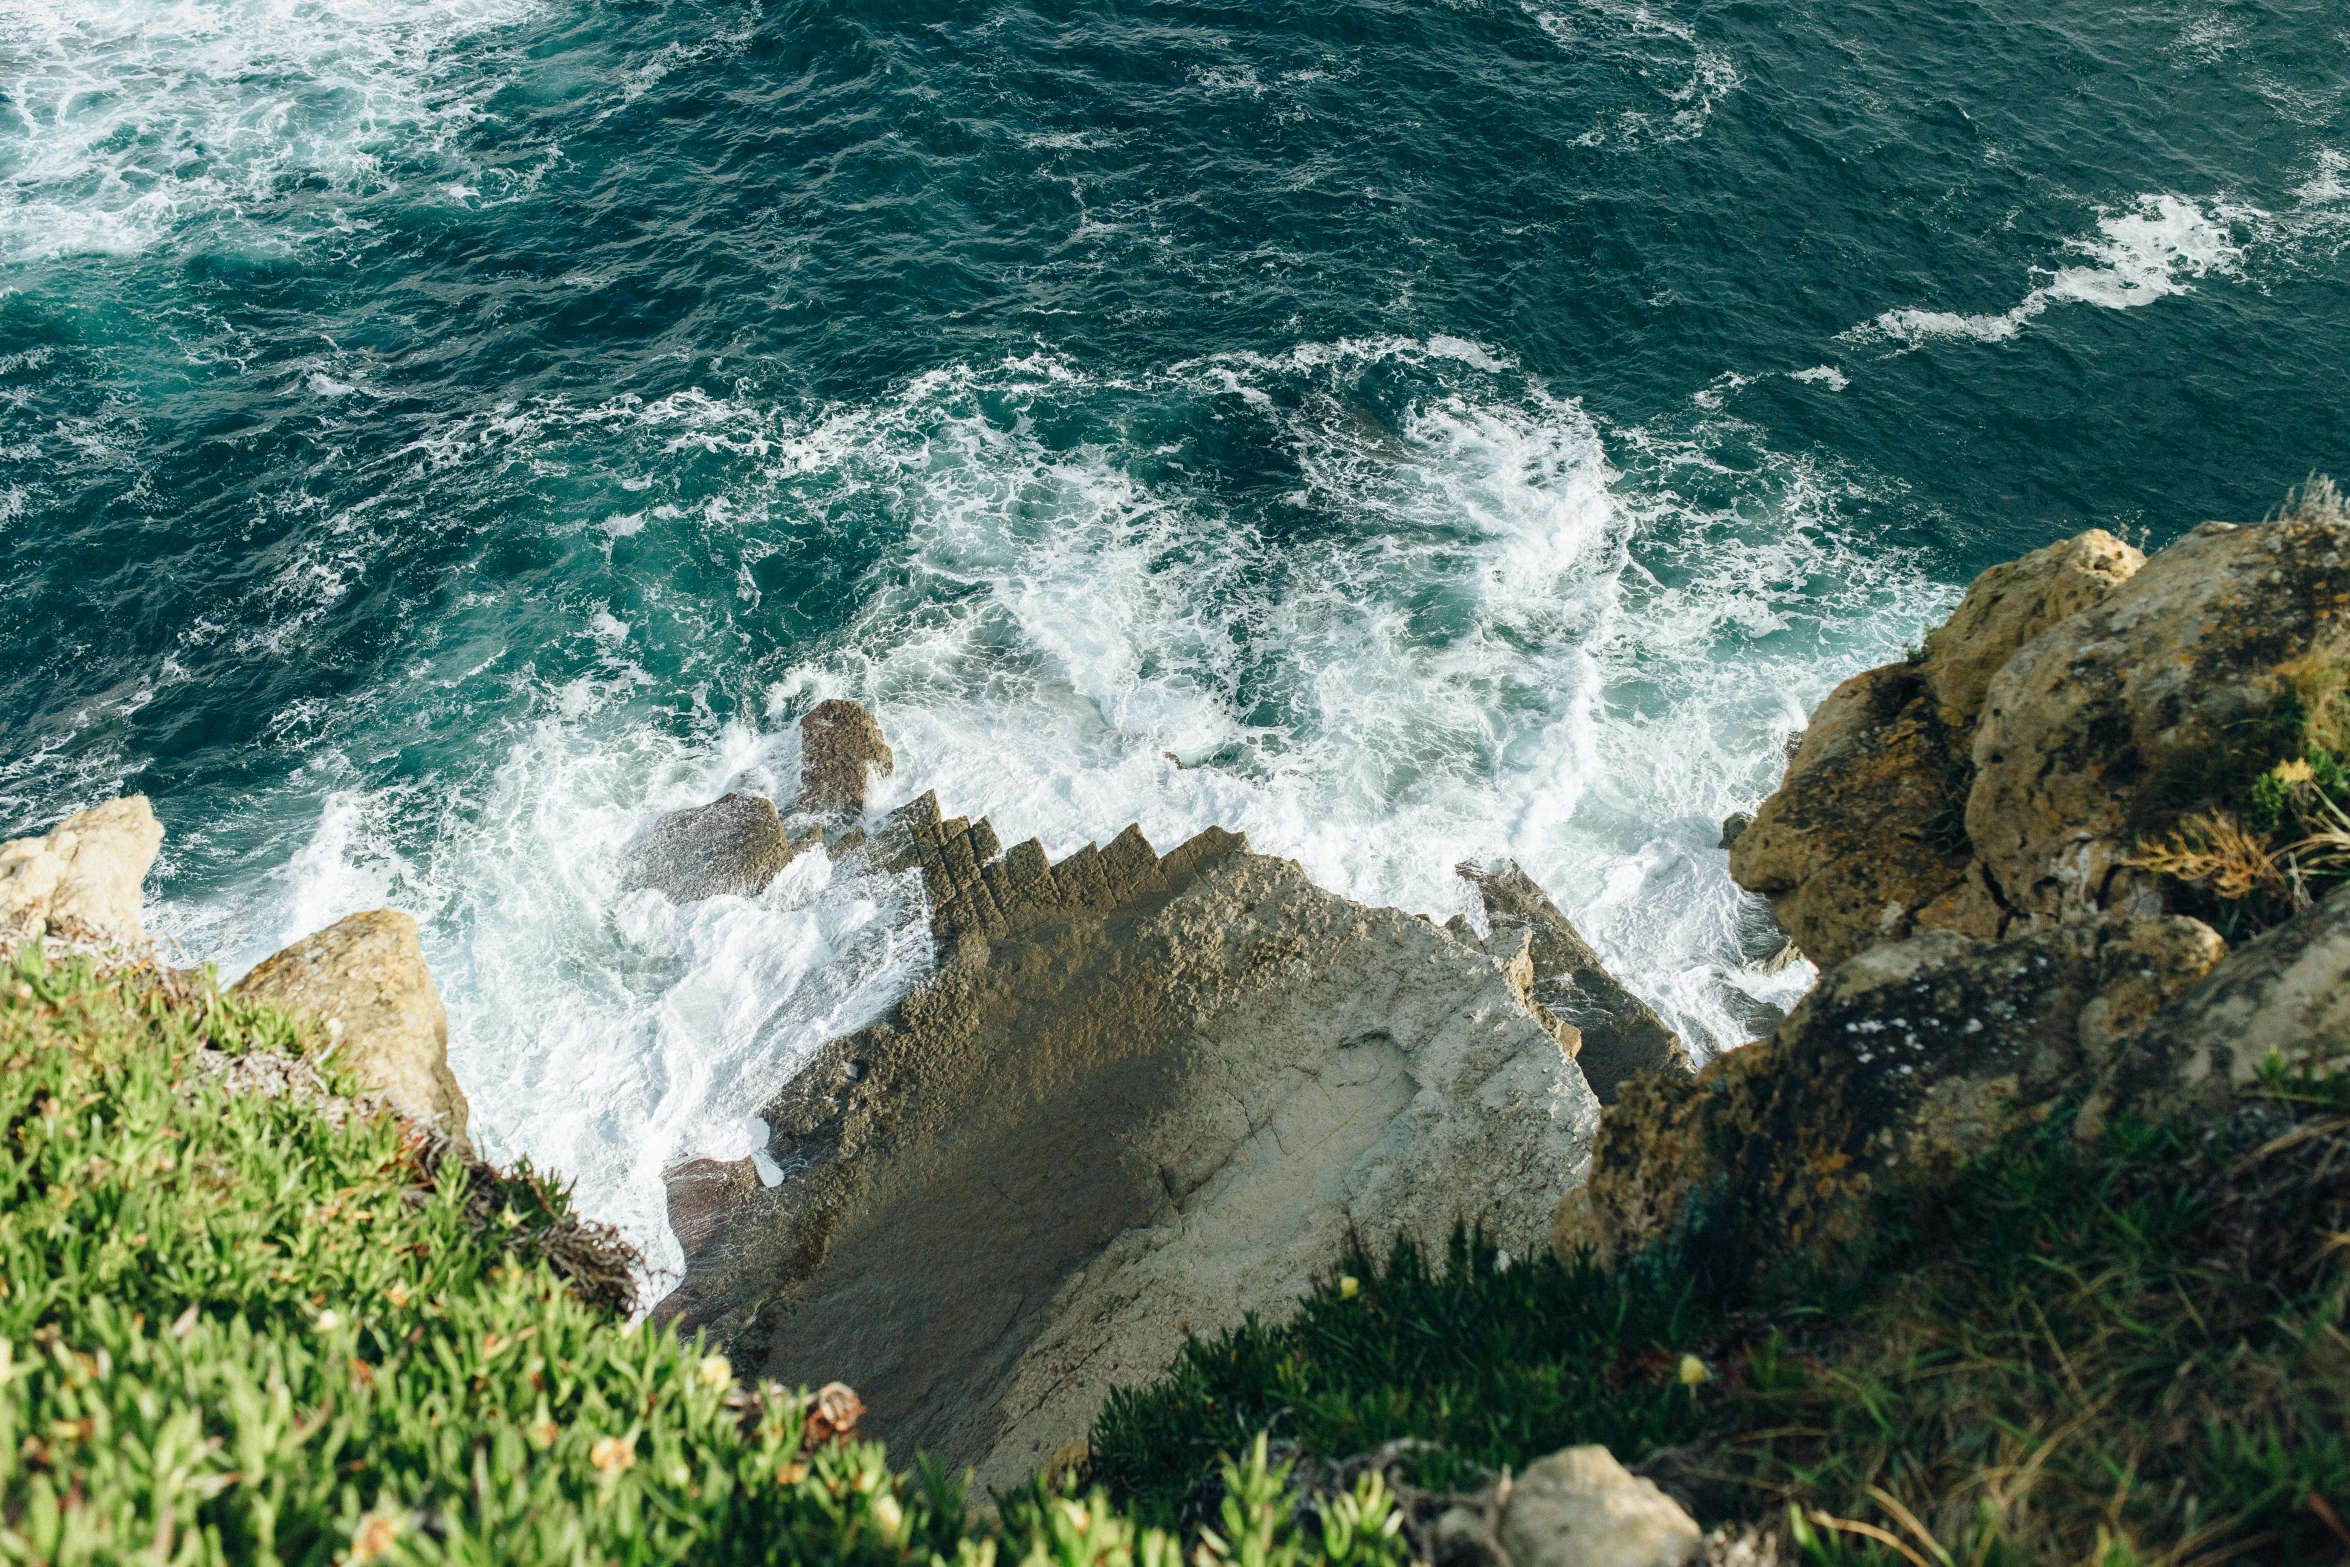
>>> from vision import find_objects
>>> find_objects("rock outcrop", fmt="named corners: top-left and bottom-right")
top-left (1969, 510), bottom-right (2350, 924)
top-left (660, 802), bottom-right (1600, 1494)
top-left (234, 910), bottom-right (473, 1150)
top-left (1460, 861), bottom-right (1692, 1103)
top-left (620, 792), bottom-right (808, 903)
top-left (797, 698), bottom-right (896, 819)
top-left (1554, 912), bottom-right (2225, 1275)
top-left (1729, 531), bottom-right (2143, 967)
top-left (2083, 881), bottom-right (2350, 1138)
top-left (0, 796), bottom-right (165, 951)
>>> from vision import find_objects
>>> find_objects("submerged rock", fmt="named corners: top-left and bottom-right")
top-left (1461, 860), bottom-right (1691, 1103)
top-left (619, 792), bottom-right (807, 903)
top-left (234, 910), bottom-right (473, 1150)
top-left (797, 699), bottom-right (896, 819)
top-left (660, 821), bottom-right (1597, 1495)
top-left (1552, 915), bottom-right (2224, 1275)
top-left (0, 796), bottom-right (164, 951)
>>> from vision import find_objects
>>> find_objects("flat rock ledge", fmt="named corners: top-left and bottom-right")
top-left (655, 786), bottom-right (1606, 1494)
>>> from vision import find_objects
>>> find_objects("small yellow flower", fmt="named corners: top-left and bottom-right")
top-left (348, 1510), bottom-right (402, 1564)
top-left (1338, 1276), bottom-right (1360, 1300)
top-left (385, 1283), bottom-right (410, 1311)
top-left (590, 1434), bottom-right (636, 1473)
top-left (775, 1463), bottom-right (808, 1485)
top-left (873, 1493), bottom-right (905, 1536)
top-left (1677, 1354), bottom-right (1709, 1387)
top-left (315, 1309), bottom-right (343, 1332)
top-left (529, 1412), bottom-right (559, 1448)
top-left (696, 1354), bottom-right (732, 1390)
top-left (2274, 758), bottom-right (2317, 786)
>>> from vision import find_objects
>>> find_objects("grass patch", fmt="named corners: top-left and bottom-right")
top-left (0, 951), bottom-right (1413, 1567)
top-left (1092, 1082), bottom-right (2350, 1565)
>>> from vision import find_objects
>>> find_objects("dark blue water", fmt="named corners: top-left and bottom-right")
top-left (3, 0), bottom-right (2344, 1273)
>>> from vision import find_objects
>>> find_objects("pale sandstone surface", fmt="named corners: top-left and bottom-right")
top-left (233, 909), bottom-right (473, 1149)
top-left (0, 796), bottom-right (164, 950)
top-left (1493, 1447), bottom-right (1704, 1567)
top-left (658, 816), bottom-right (1599, 1495)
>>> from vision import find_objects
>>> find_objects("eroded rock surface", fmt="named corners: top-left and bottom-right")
top-left (2084, 882), bottom-right (2350, 1137)
top-left (1729, 530), bottom-right (2144, 967)
top-left (0, 796), bottom-right (164, 950)
top-left (1462, 861), bottom-right (1690, 1103)
top-left (234, 910), bottom-right (473, 1149)
top-left (797, 699), bottom-right (896, 819)
top-left (1969, 511), bottom-right (2350, 923)
top-left (660, 819), bottom-right (1598, 1495)
top-left (1553, 915), bottom-right (2223, 1275)
top-left (620, 793), bottom-right (807, 903)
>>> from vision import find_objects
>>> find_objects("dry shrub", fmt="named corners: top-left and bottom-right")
top-left (2126, 809), bottom-right (2286, 902)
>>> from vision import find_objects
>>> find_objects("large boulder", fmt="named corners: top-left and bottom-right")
top-left (658, 816), bottom-right (1598, 1495)
top-left (233, 910), bottom-right (472, 1149)
top-left (1462, 861), bottom-right (1691, 1103)
top-left (620, 792), bottom-right (807, 903)
top-left (1730, 531), bottom-right (2143, 966)
top-left (0, 796), bottom-right (165, 951)
top-left (1552, 915), bottom-right (2223, 1275)
top-left (1969, 505), bottom-right (2350, 924)
top-left (797, 699), bottom-right (896, 819)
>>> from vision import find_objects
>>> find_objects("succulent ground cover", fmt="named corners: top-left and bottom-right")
top-left (0, 953), bottom-right (1408, 1567)
top-left (1094, 1068), bottom-right (2350, 1566)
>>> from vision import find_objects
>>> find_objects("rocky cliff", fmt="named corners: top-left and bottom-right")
top-left (1563, 483), bottom-right (2350, 1279)
top-left (650, 731), bottom-right (1656, 1493)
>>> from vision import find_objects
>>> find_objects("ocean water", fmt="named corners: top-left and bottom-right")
top-left (3, 0), bottom-right (2345, 1287)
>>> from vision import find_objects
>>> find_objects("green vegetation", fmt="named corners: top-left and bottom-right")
top-left (1094, 1071), bottom-right (2350, 1566)
top-left (0, 952), bottom-right (1410, 1567)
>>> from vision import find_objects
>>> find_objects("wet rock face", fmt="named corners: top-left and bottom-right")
top-left (659, 824), bottom-right (1598, 1496)
top-left (233, 909), bottom-right (474, 1150)
top-left (796, 699), bottom-right (896, 819)
top-left (619, 793), bottom-right (806, 903)
top-left (1729, 530), bottom-right (2145, 969)
top-left (0, 796), bottom-right (164, 950)
top-left (1461, 861), bottom-right (1691, 1103)
top-left (1552, 916), bottom-right (2224, 1276)
top-left (1969, 511), bottom-right (2350, 924)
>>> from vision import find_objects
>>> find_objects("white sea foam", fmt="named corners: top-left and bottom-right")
top-left (1522, 0), bottom-right (1739, 144)
top-left (0, 0), bottom-right (544, 262)
top-left (1846, 194), bottom-right (2249, 349)
top-left (148, 340), bottom-right (1951, 1293)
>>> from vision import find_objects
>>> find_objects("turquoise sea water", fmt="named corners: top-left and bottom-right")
top-left (3, 0), bottom-right (2345, 1280)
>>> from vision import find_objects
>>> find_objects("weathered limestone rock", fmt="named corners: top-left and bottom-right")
top-left (1552, 916), bottom-right (2223, 1274)
top-left (1730, 531), bottom-right (2144, 967)
top-left (1969, 509), bottom-right (2350, 923)
top-left (620, 793), bottom-right (807, 903)
top-left (1918, 529), bottom-right (2144, 730)
top-left (0, 796), bottom-right (164, 950)
top-left (1495, 1447), bottom-right (1704, 1567)
top-left (233, 911), bottom-right (472, 1149)
top-left (797, 699), bottom-right (896, 819)
top-left (2083, 882), bottom-right (2350, 1138)
top-left (660, 827), bottom-right (1598, 1495)
top-left (1462, 861), bottom-right (1691, 1104)
top-left (1717, 813), bottom-right (1752, 850)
